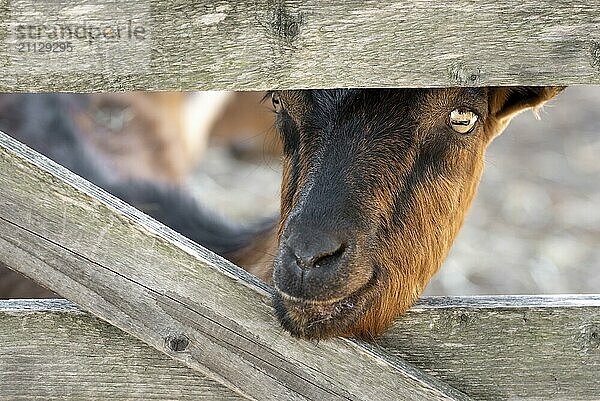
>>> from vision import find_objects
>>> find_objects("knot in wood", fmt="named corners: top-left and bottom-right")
top-left (269, 1), bottom-right (304, 45)
top-left (578, 324), bottom-right (600, 354)
top-left (590, 41), bottom-right (600, 71)
top-left (166, 334), bottom-right (190, 352)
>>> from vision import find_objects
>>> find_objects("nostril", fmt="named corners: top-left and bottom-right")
top-left (292, 241), bottom-right (346, 270)
top-left (312, 243), bottom-right (346, 269)
top-left (274, 231), bottom-right (354, 300)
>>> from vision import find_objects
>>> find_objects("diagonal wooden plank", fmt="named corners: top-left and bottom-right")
top-left (0, 130), bottom-right (472, 400)
top-left (0, 0), bottom-right (599, 91)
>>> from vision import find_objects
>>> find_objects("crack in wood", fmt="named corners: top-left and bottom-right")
top-left (0, 214), bottom-right (352, 400)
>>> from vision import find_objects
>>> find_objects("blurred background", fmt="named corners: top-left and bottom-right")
top-left (189, 87), bottom-right (600, 296)
top-left (429, 87), bottom-right (600, 295)
top-left (0, 87), bottom-right (598, 297)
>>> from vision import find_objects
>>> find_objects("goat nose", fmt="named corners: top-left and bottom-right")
top-left (285, 231), bottom-right (345, 270)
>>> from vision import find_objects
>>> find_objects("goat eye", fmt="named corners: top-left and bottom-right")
top-left (271, 92), bottom-right (284, 112)
top-left (449, 109), bottom-right (478, 134)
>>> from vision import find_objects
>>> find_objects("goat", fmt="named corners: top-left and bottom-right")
top-left (0, 88), bottom-right (563, 340)
top-left (264, 87), bottom-right (563, 339)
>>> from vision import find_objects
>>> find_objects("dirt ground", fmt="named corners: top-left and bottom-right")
top-left (191, 86), bottom-right (600, 296)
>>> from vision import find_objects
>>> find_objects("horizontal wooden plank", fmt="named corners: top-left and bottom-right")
top-left (3, 296), bottom-right (599, 401)
top-left (0, 130), bottom-right (470, 401)
top-left (381, 295), bottom-right (600, 401)
top-left (0, 299), bottom-right (246, 401)
top-left (0, 0), bottom-right (599, 91)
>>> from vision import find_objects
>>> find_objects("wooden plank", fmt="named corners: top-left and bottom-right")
top-left (380, 295), bottom-right (600, 401)
top-left (3, 297), bottom-right (599, 401)
top-left (0, 299), bottom-right (247, 401)
top-left (0, 0), bottom-right (599, 91)
top-left (0, 130), bottom-right (471, 401)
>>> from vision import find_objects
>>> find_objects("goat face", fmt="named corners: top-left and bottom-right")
top-left (270, 87), bottom-right (563, 339)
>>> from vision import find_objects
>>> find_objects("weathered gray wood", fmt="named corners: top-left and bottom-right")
top-left (3, 297), bottom-right (599, 401)
top-left (381, 295), bottom-right (600, 401)
top-left (0, 130), bottom-right (470, 401)
top-left (0, 299), bottom-right (246, 401)
top-left (0, 0), bottom-right (599, 91)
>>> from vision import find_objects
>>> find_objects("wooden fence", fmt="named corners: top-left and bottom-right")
top-left (1, 0), bottom-right (600, 91)
top-left (0, 1), bottom-right (599, 400)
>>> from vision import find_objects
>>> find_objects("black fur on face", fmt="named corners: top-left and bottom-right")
top-left (270, 88), bottom-right (493, 339)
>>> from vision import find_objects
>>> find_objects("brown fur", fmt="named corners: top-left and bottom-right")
top-left (72, 92), bottom-right (194, 183)
top-left (209, 91), bottom-right (281, 158)
top-left (266, 87), bottom-right (564, 339)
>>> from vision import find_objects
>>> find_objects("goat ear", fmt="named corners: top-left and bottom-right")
top-left (489, 86), bottom-right (565, 124)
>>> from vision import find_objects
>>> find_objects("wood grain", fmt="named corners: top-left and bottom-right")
top-left (381, 295), bottom-right (600, 400)
top-left (3, 297), bottom-right (599, 400)
top-left (0, 130), bottom-right (470, 401)
top-left (0, 0), bottom-right (599, 91)
top-left (0, 299), bottom-right (246, 401)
